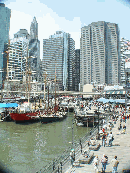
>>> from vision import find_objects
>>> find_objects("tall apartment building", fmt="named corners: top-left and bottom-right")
top-left (105, 22), bottom-right (120, 85)
top-left (0, 3), bottom-right (11, 89)
top-left (42, 31), bottom-right (75, 91)
top-left (29, 17), bottom-right (40, 81)
top-left (80, 21), bottom-right (120, 91)
top-left (72, 49), bottom-right (80, 91)
top-left (8, 37), bottom-right (28, 80)
top-left (120, 38), bottom-right (130, 85)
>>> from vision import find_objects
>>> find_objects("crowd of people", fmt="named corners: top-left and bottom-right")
top-left (92, 104), bottom-right (128, 173)
top-left (93, 154), bottom-right (119, 173)
top-left (70, 100), bottom-right (129, 172)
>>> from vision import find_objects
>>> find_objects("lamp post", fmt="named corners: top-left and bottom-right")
top-left (98, 104), bottom-right (100, 137)
top-left (72, 119), bottom-right (74, 149)
top-left (68, 119), bottom-right (74, 149)
top-left (95, 103), bottom-right (100, 139)
top-left (68, 119), bottom-right (75, 167)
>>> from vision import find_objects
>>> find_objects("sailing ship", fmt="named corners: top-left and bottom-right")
top-left (39, 66), bottom-right (67, 123)
top-left (9, 51), bottom-right (40, 123)
top-left (39, 100), bottom-right (67, 123)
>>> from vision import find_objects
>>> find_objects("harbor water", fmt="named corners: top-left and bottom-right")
top-left (0, 112), bottom-right (92, 173)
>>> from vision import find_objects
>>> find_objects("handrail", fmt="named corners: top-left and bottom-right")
top-left (36, 114), bottom-right (110, 173)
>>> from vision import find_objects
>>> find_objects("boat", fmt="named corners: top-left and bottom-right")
top-left (39, 65), bottom-right (67, 123)
top-left (39, 104), bottom-right (67, 123)
top-left (76, 121), bottom-right (84, 127)
top-left (0, 103), bottom-right (18, 122)
top-left (9, 52), bottom-right (40, 123)
top-left (40, 111), bottom-right (67, 123)
top-left (10, 102), bottom-right (40, 123)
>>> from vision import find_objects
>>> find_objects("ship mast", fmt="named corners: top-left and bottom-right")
top-left (54, 62), bottom-right (56, 114)
top-left (43, 72), bottom-right (47, 109)
top-left (6, 40), bottom-right (10, 97)
top-left (26, 46), bottom-right (31, 104)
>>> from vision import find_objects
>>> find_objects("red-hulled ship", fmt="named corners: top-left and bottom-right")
top-left (10, 102), bottom-right (40, 123)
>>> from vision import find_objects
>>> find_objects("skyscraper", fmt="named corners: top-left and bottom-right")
top-left (42, 31), bottom-right (75, 91)
top-left (80, 21), bottom-right (120, 91)
top-left (30, 16), bottom-right (38, 40)
top-left (29, 17), bottom-right (40, 81)
top-left (8, 37), bottom-right (28, 81)
top-left (120, 37), bottom-right (130, 85)
top-left (0, 3), bottom-right (11, 89)
top-left (72, 49), bottom-right (80, 91)
top-left (14, 29), bottom-right (29, 39)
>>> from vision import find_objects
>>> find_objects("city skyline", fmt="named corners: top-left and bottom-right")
top-left (3, 0), bottom-right (130, 59)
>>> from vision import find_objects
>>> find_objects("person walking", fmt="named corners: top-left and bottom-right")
top-left (70, 149), bottom-right (75, 167)
top-left (123, 125), bottom-right (126, 134)
top-left (93, 155), bottom-right (100, 173)
top-left (102, 133), bottom-right (106, 147)
top-left (111, 156), bottom-right (119, 173)
top-left (108, 132), bottom-right (113, 146)
top-left (101, 154), bottom-right (108, 173)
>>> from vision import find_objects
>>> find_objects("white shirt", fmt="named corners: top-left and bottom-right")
top-left (108, 133), bottom-right (113, 140)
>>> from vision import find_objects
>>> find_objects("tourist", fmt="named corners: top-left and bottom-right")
top-left (93, 155), bottom-right (99, 173)
top-left (70, 149), bottom-right (75, 167)
top-left (111, 156), bottom-right (119, 173)
top-left (102, 133), bottom-right (106, 147)
top-left (101, 154), bottom-right (108, 173)
top-left (123, 115), bottom-right (125, 122)
top-left (122, 125), bottom-right (126, 134)
top-left (108, 132), bottom-right (113, 146)
top-left (119, 122), bottom-right (122, 130)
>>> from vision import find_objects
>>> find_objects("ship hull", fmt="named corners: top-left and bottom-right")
top-left (10, 112), bottom-right (39, 123)
top-left (40, 113), bottom-right (67, 124)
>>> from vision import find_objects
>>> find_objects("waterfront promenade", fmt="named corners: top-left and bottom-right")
top-left (65, 109), bottom-right (130, 173)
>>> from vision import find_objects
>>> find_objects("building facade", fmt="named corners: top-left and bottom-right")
top-left (72, 49), bottom-right (80, 91)
top-left (105, 22), bottom-right (120, 85)
top-left (42, 31), bottom-right (75, 91)
top-left (80, 21), bottom-right (120, 91)
top-left (8, 37), bottom-right (28, 81)
top-left (120, 38), bottom-right (130, 85)
top-left (0, 3), bottom-right (11, 89)
top-left (14, 29), bottom-right (29, 39)
top-left (29, 17), bottom-right (40, 81)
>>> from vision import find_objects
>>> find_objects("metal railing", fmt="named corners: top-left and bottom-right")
top-left (36, 115), bottom-right (110, 173)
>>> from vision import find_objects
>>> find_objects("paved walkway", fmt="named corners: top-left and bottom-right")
top-left (65, 110), bottom-right (130, 173)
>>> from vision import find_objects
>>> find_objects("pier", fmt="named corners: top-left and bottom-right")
top-left (65, 108), bottom-right (130, 173)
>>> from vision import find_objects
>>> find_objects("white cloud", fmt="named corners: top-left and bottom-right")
top-left (7, 0), bottom-right (82, 58)
top-left (9, 10), bottom-right (32, 39)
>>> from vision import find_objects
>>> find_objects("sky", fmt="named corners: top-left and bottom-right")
top-left (1, 0), bottom-right (130, 59)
